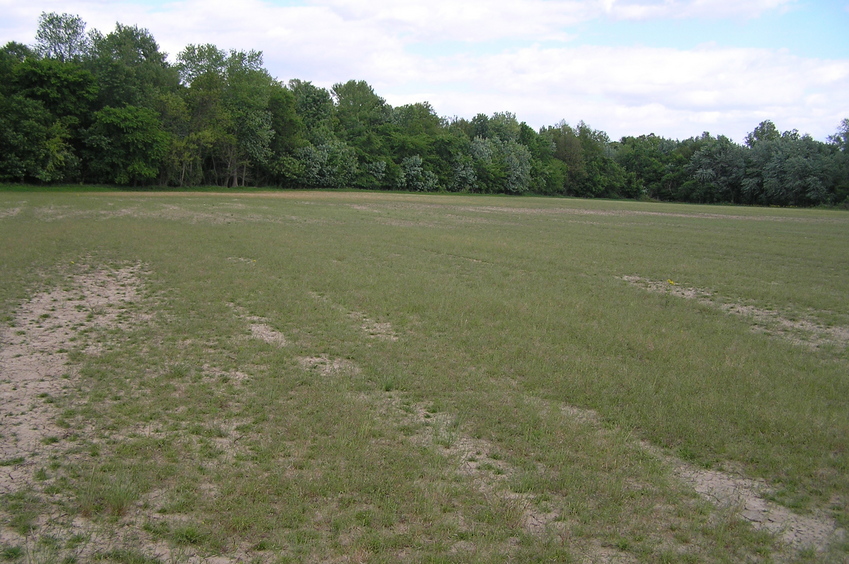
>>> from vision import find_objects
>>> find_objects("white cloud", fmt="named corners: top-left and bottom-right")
top-left (384, 44), bottom-right (848, 140)
top-left (1, 0), bottom-right (844, 141)
top-left (318, 0), bottom-right (596, 42)
top-left (604, 0), bottom-right (798, 20)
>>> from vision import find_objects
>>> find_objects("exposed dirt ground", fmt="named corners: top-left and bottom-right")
top-left (622, 275), bottom-right (849, 350)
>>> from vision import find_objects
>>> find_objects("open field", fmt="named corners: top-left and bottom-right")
top-left (0, 190), bottom-right (847, 563)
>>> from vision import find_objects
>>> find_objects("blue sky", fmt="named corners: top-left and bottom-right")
top-left (2, 0), bottom-right (847, 142)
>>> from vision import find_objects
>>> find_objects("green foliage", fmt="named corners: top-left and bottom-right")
top-left (0, 94), bottom-right (77, 182)
top-left (296, 141), bottom-right (358, 188)
top-left (85, 105), bottom-right (168, 185)
top-left (11, 58), bottom-right (98, 121)
top-left (87, 23), bottom-right (178, 109)
top-left (1, 14), bottom-right (847, 204)
top-left (34, 12), bottom-right (89, 62)
top-left (685, 135), bottom-right (746, 203)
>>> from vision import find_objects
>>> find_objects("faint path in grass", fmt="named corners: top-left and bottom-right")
top-left (375, 389), bottom-right (844, 559)
top-left (31, 200), bottom-right (332, 226)
top-left (622, 275), bottom-right (849, 350)
top-left (374, 393), bottom-right (641, 563)
top-left (550, 397), bottom-right (845, 558)
top-left (309, 291), bottom-right (399, 341)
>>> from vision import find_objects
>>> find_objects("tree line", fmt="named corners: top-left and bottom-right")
top-left (2, 12), bottom-right (847, 207)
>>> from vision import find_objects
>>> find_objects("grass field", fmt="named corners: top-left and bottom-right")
top-left (0, 189), bottom-right (847, 562)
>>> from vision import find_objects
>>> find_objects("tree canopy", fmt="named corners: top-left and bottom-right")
top-left (1, 12), bottom-right (847, 207)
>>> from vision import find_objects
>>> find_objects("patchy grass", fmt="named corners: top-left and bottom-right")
top-left (0, 190), bottom-right (847, 562)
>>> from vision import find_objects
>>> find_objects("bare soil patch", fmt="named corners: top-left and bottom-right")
top-left (622, 275), bottom-right (849, 349)
top-left (298, 355), bottom-right (359, 376)
top-left (0, 263), bottom-right (145, 495)
top-left (227, 303), bottom-right (289, 347)
top-left (0, 207), bottom-right (21, 219)
top-left (249, 323), bottom-right (287, 347)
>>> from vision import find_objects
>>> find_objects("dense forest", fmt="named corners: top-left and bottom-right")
top-left (2, 12), bottom-right (848, 206)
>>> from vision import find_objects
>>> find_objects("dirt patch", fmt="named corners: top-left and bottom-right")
top-left (298, 355), bottom-right (359, 376)
top-left (0, 207), bottom-right (21, 219)
top-left (0, 263), bottom-right (146, 495)
top-left (622, 275), bottom-right (849, 349)
top-left (249, 323), bottom-right (287, 347)
top-left (31, 201), bottom-right (332, 227)
top-left (634, 440), bottom-right (845, 555)
top-left (381, 398), bottom-right (568, 540)
top-left (0, 264), bottom-right (271, 563)
top-left (227, 304), bottom-right (288, 348)
top-left (348, 311), bottom-right (398, 341)
top-left (202, 363), bottom-right (250, 383)
top-left (679, 465), bottom-right (842, 552)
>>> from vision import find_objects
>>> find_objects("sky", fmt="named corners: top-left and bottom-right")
top-left (2, 0), bottom-right (848, 142)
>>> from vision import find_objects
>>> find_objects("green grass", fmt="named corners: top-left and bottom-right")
top-left (0, 189), bottom-right (847, 562)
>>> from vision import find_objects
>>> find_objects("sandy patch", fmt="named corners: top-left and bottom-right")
top-left (553, 398), bottom-right (844, 556)
top-left (0, 265), bottom-right (276, 563)
top-left (226, 256), bottom-right (256, 264)
top-left (297, 355), bottom-right (359, 376)
top-left (622, 275), bottom-right (849, 349)
top-left (634, 440), bottom-right (845, 555)
top-left (249, 323), bottom-right (287, 347)
top-left (0, 207), bottom-right (21, 219)
top-left (382, 398), bottom-right (568, 540)
top-left (0, 263), bottom-right (146, 494)
top-left (226, 304), bottom-right (288, 347)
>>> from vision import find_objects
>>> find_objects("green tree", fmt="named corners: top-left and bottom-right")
top-left (87, 23), bottom-right (179, 109)
top-left (0, 94), bottom-right (76, 182)
top-left (685, 135), bottom-right (746, 203)
top-left (261, 83), bottom-right (306, 186)
top-left (287, 79), bottom-right (334, 143)
top-left (0, 42), bottom-right (36, 95)
top-left (85, 105), bottom-right (168, 185)
top-left (34, 12), bottom-right (89, 62)
top-left (745, 120), bottom-right (780, 148)
top-left (176, 45), bottom-right (275, 186)
top-left (332, 80), bottom-right (390, 138)
top-left (296, 141), bottom-right (358, 188)
top-left (11, 58), bottom-right (98, 120)
top-left (828, 119), bottom-right (849, 204)
top-left (9, 57), bottom-right (98, 180)
top-left (743, 131), bottom-right (839, 206)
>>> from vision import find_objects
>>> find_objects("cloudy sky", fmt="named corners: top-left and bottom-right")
top-left (2, 0), bottom-right (847, 142)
